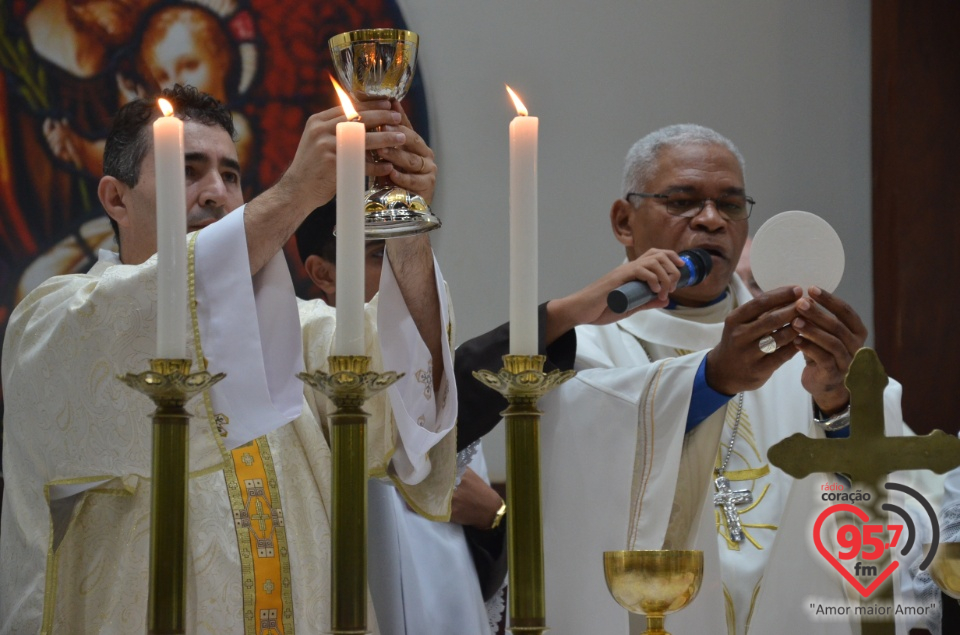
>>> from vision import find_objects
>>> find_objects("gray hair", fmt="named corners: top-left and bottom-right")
top-left (621, 124), bottom-right (746, 197)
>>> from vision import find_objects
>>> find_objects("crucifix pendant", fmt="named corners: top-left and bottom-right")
top-left (714, 475), bottom-right (753, 543)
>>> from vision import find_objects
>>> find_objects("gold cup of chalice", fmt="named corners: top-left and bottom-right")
top-left (603, 550), bottom-right (704, 635)
top-left (925, 542), bottom-right (960, 599)
top-left (329, 28), bottom-right (441, 239)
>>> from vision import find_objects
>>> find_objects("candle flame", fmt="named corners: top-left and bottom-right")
top-left (158, 98), bottom-right (174, 117)
top-left (330, 76), bottom-right (360, 121)
top-left (505, 85), bottom-right (528, 116)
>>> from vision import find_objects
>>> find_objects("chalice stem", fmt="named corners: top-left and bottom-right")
top-left (367, 121), bottom-right (395, 189)
top-left (644, 615), bottom-right (667, 634)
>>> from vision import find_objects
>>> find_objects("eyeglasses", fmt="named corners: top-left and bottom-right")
top-left (626, 192), bottom-right (755, 221)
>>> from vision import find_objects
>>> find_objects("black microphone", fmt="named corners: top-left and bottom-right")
top-left (607, 248), bottom-right (713, 314)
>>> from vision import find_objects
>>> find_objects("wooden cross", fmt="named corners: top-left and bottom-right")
top-left (768, 348), bottom-right (960, 483)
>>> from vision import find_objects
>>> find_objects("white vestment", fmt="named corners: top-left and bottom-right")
top-left (0, 210), bottom-right (456, 634)
top-left (367, 447), bottom-right (498, 635)
top-left (538, 275), bottom-right (906, 635)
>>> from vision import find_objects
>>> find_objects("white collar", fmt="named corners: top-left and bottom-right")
top-left (615, 274), bottom-right (752, 350)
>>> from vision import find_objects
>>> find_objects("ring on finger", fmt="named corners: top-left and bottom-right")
top-left (758, 334), bottom-right (777, 354)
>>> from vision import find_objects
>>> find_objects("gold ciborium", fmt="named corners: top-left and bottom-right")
top-left (603, 550), bottom-right (703, 635)
top-left (329, 28), bottom-right (441, 239)
top-left (925, 543), bottom-right (960, 599)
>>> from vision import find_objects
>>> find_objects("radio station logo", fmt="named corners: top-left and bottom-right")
top-left (813, 481), bottom-right (939, 599)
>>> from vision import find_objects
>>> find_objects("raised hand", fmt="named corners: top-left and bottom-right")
top-left (43, 118), bottom-right (105, 177)
top-left (282, 100), bottom-right (405, 210)
top-left (245, 101), bottom-right (406, 275)
top-left (43, 117), bottom-right (81, 166)
top-left (791, 286), bottom-right (868, 413)
top-left (374, 100), bottom-right (437, 204)
top-left (544, 248), bottom-right (687, 345)
top-left (705, 286), bottom-right (802, 395)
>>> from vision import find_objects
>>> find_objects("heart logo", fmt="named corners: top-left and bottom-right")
top-left (813, 504), bottom-right (899, 598)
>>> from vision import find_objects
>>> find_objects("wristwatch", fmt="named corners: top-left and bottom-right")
top-left (813, 401), bottom-right (851, 432)
top-left (489, 500), bottom-right (507, 530)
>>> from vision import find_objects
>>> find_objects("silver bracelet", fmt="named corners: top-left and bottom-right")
top-left (813, 401), bottom-right (851, 432)
top-left (455, 440), bottom-right (480, 487)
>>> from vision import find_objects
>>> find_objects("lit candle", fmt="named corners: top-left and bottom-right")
top-left (507, 85), bottom-right (538, 355)
top-left (331, 78), bottom-right (366, 355)
top-left (154, 99), bottom-right (187, 359)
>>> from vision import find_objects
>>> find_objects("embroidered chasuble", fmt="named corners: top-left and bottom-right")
top-left (0, 209), bottom-right (457, 634)
top-left (632, 335), bottom-right (783, 635)
top-left (533, 276), bottom-right (907, 635)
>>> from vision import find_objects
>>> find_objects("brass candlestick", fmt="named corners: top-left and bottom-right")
top-left (299, 355), bottom-right (402, 634)
top-left (118, 358), bottom-right (225, 635)
top-left (474, 354), bottom-right (575, 633)
top-left (603, 550), bottom-right (704, 635)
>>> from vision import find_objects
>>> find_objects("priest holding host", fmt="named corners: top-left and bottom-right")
top-left (0, 84), bottom-right (459, 633)
top-left (455, 123), bottom-right (908, 634)
top-left (0, 85), bottom-right (922, 635)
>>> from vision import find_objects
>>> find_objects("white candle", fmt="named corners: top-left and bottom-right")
top-left (154, 99), bottom-right (187, 359)
top-left (507, 86), bottom-right (538, 355)
top-left (332, 80), bottom-right (366, 355)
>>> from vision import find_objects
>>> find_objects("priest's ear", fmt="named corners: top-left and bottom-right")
top-left (304, 254), bottom-right (337, 305)
top-left (610, 197), bottom-right (636, 248)
top-left (98, 176), bottom-right (132, 230)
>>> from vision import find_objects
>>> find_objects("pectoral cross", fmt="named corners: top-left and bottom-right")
top-left (714, 475), bottom-right (753, 543)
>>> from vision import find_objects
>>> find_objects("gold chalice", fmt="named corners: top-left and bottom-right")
top-left (603, 550), bottom-right (703, 635)
top-left (925, 543), bottom-right (960, 599)
top-left (329, 28), bottom-right (441, 239)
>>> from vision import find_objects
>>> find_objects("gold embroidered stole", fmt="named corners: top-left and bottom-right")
top-left (228, 440), bottom-right (293, 635)
top-left (670, 346), bottom-right (774, 635)
top-left (647, 340), bottom-right (775, 634)
top-left (654, 346), bottom-right (777, 552)
top-left (188, 234), bottom-right (295, 634)
top-left (709, 398), bottom-right (775, 634)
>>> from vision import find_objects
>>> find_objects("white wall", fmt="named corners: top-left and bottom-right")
top-left (398, 0), bottom-right (871, 480)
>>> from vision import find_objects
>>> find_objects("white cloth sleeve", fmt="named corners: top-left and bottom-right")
top-left (193, 207), bottom-right (304, 449)
top-left (376, 250), bottom-right (457, 485)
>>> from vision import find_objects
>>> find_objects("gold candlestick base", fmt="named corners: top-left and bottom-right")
top-left (473, 354), bottom-right (575, 634)
top-left (299, 355), bottom-right (402, 635)
top-left (118, 358), bottom-right (225, 635)
top-left (603, 550), bottom-right (704, 635)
